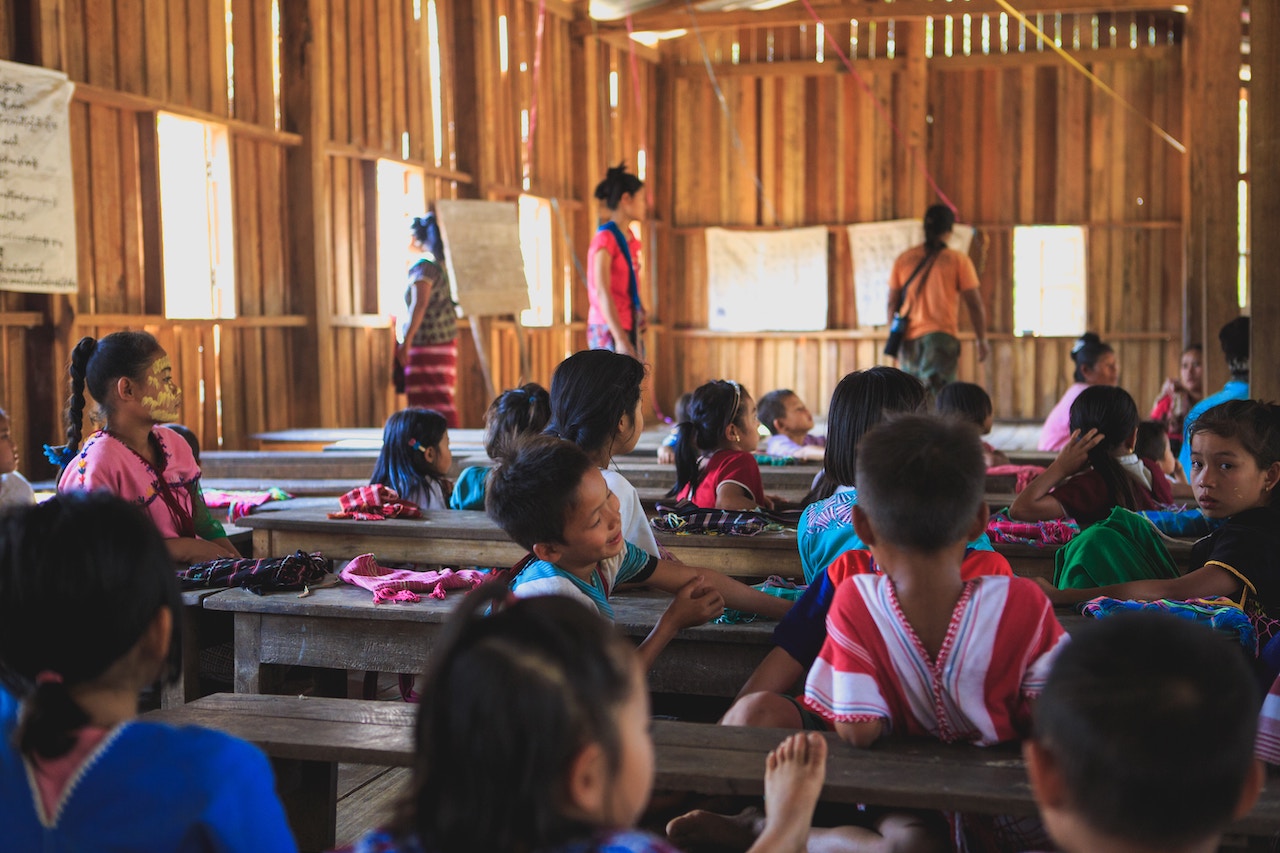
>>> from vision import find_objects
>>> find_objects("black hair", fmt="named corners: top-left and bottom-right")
top-left (64, 331), bottom-right (165, 455)
top-left (371, 408), bottom-right (450, 502)
top-left (487, 435), bottom-right (597, 550)
top-left (484, 384), bottom-right (551, 461)
top-left (756, 389), bottom-right (796, 436)
top-left (1134, 420), bottom-right (1169, 465)
top-left (0, 492), bottom-right (182, 761)
top-left (410, 213), bottom-right (445, 261)
top-left (394, 583), bottom-right (637, 853)
top-left (934, 382), bottom-right (993, 431)
top-left (1219, 317), bottom-right (1250, 377)
top-left (1068, 385), bottom-right (1143, 512)
top-left (593, 162), bottom-right (644, 212)
top-left (1070, 332), bottom-right (1114, 384)
top-left (805, 367), bottom-right (927, 504)
top-left (1190, 399), bottom-right (1280, 505)
top-left (160, 423), bottom-right (202, 463)
top-left (1032, 612), bottom-right (1259, 847)
top-left (668, 380), bottom-right (753, 499)
top-left (923, 204), bottom-right (956, 250)
top-left (545, 350), bottom-right (646, 461)
top-left (856, 413), bottom-right (986, 551)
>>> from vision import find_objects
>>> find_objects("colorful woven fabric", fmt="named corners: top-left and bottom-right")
top-left (1080, 595), bottom-right (1257, 655)
top-left (717, 576), bottom-right (807, 624)
top-left (985, 464), bottom-right (1048, 494)
top-left (329, 485), bottom-right (422, 520)
top-left (752, 453), bottom-right (800, 466)
top-left (339, 553), bottom-right (486, 604)
top-left (176, 550), bottom-right (329, 595)
top-left (985, 509), bottom-right (1080, 548)
top-left (202, 487), bottom-right (292, 523)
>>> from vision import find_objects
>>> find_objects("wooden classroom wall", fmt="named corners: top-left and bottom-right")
top-left (653, 13), bottom-right (1187, 421)
top-left (0, 0), bottom-right (661, 460)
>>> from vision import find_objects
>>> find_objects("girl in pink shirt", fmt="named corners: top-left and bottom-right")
top-left (53, 331), bottom-right (237, 564)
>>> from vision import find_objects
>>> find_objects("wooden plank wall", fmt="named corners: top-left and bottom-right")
top-left (0, 0), bottom-right (659, 459)
top-left (655, 13), bottom-right (1186, 421)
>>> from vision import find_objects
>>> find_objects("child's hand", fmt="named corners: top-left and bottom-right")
top-left (761, 494), bottom-right (782, 511)
top-left (656, 445), bottom-right (675, 465)
top-left (1052, 428), bottom-right (1104, 475)
top-left (1032, 577), bottom-right (1065, 604)
top-left (660, 575), bottom-right (725, 631)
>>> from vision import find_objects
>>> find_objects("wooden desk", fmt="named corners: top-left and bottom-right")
top-left (145, 693), bottom-right (1280, 853)
top-left (202, 585), bottom-right (774, 699)
top-left (240, 507), bottom-right (803, 579)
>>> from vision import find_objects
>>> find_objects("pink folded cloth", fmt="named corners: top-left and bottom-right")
top-left (986, 464), bottom-right (1047, 494)
top-left (201, 487), bottom-right (291, 523)
top-left (339, 553), bottom-right (486, 603)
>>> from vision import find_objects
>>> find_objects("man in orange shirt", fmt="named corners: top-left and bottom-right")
top-left (886, 205), bottom-right (989, 393)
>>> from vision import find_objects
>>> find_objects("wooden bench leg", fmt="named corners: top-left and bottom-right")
top-left (271, 757), bottom-right (338, 853)
top-left (162, 603), bottom-right (204, 708)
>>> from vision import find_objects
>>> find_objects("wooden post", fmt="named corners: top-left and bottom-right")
top-left (282, 0), bottom-right (333, 426)
top-left (1183, 0), bottom-right (1242, 393)
top-left (1251, 0), bottom-right (1280, 403)
top-left (896, 21), bottom-right (929, 218)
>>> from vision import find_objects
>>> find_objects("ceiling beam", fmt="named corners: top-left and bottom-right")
top-left (573, 0), bottom-right (1187, 36)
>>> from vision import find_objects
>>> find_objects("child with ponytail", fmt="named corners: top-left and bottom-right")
top-left (668, 380), bottom-right (772, 511)
top-left (1012, 384), bottom-right (1172, 526)
top-left (0, 493), bottom-right (296, 851)
top-left (54, 332), bottom-right (238, 563)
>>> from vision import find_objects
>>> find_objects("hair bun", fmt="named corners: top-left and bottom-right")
top-left (1071, 332), bottom-right (1100, 356)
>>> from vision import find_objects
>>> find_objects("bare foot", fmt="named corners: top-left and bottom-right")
top-left (750, 732), bottom-right (827, 853)
top-left (666, 806), bottom-right (764, 851)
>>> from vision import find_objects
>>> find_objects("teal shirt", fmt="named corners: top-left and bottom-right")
top-left (448, 465), bottom-right (490, 511)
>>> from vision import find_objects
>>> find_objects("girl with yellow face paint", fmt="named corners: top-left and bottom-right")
top-left (51, 331), bottom-right (240, 565)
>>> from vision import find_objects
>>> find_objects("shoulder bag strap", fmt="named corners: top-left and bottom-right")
top-left (599, 222), bottom-right (643, 345)
top-left (891, 247), bottom-right (942, 319)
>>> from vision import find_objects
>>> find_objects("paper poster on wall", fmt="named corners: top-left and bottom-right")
top-left (433, 200), bottom-right (531, 317)
top-left (847, 219), bottom-right (974, 327)
top-left (0, 59), bottom-right (77, 294)
top-left (706, 226), bottom-right (828, 332)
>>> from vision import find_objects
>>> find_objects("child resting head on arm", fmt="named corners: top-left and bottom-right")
top-left (756, 389), bottom-right (825, 462)
top-left (487, 435), bottom-right (795, 670)
top-left (1025, 612), bottom-right (1263, 853)
top-left (0, 492), bottom-right (296, 852)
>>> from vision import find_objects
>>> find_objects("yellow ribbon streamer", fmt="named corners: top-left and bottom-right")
top-left (991, 0), bottom-right (1186, 154)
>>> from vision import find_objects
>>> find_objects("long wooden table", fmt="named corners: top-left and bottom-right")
top-left (202, 585), bottom-right (774, 699)
top-left (146, 693), bottom-right (1280, 852)
top-left (240, 507), bottom-right (804, 579)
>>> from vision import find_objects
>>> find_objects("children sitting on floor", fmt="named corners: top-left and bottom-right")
top-left (486, 435), bottom-right (794, 669)
top-left (371, 407), bottom-right (453, 510)
top-left (0, 492), bottom-right (296, 852)
top-left (670, 415), bottom-right (1062, 852)
top-left (450, 383), bottom-right (550, 510)
top-left (756, 389), bottom-right (825, 461)
top-left (0, 406), bottom-right (34, 508)
top-left (1011, 384), bottom-right (1173, 526)
top-left (669, 380), bottom-right (775, 510)
top-left (344, 586), bottom-right (827, 853)
top-left (1025, 612), bottom-right (1262, 853)
top-left (935, 381), bottom-right (1010, 467)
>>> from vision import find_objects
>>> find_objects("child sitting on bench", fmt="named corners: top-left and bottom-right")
top-left (1025, 612), bottom-right (1262, 853)
top-left (347, 585), bottom-right (827, 853)
top-left (0, 493), bottom-right (296, 852)
top-left (486, 435), bottom-right (794, 669)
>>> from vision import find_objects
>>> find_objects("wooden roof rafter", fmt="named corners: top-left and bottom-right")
top-left (574, 0), bottom-right (1190, 35)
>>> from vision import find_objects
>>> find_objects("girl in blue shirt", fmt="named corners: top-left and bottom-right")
top-left (0, 493), bottom-right (296, 853)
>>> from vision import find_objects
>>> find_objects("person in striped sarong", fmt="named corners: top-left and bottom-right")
top-left (398, 214), bottom-right (460, 427)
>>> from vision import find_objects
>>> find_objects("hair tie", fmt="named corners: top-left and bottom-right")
top-left (35, 670), bottom-right (63, 686)
top-left (43, 444), bottom-right (74, 467)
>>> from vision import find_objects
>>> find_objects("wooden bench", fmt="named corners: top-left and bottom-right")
top-left (146, 692), bottom-right (1280, 851)
top-left (201, 586), bottom-right (774, 700)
